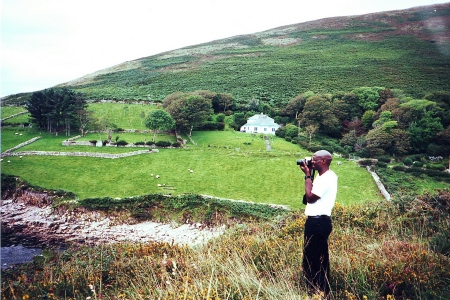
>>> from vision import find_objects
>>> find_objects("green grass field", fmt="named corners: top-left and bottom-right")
top-left (1, 125), bottom-right (385, 209)
top-left (87, 102), bottom-right (158, 130)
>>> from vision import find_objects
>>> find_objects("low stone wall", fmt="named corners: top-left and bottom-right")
top-left (7, 150), bottom-right (155, 159)
top-left (0, 110), bottom-right (28, 122)
top-left (366, 166), bottom-right (391, 201)
top-left (1, 137), bottom-right (41, 157)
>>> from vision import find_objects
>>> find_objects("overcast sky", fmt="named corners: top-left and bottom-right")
top-left (1, 0), bottom-right (448, 97)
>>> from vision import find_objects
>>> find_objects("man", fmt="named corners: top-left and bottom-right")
top-left (299, 150), bottom-right (338, 297)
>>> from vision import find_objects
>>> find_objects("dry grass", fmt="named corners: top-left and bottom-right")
top-left (2, 191), bottom-right (449, 300)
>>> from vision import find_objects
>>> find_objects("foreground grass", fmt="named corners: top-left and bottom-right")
top-left (2, 190), bottom-right (449, 299)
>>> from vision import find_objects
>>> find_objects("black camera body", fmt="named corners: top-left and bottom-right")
top-left (297, 157), bottom-right (312, 168)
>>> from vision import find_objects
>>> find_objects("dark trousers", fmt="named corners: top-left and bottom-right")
top-left (302, 216), bottom-right (332, 295)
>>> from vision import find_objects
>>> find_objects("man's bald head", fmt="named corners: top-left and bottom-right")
top-left (314, 150), bottom-right (333, 167)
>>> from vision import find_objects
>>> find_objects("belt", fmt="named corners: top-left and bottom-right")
top-left (307, 215), bottom-right (330, 219)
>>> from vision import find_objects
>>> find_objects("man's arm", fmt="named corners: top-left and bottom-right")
top-left (305, 177), bottom-right (320, 204)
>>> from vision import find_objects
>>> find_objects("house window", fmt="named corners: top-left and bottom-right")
top-left (254, 127), bottom-right (258, 131)
top-left (264, 128), bottom-right (267, 131)
top-left (272, 128), bottom-right (276, 132)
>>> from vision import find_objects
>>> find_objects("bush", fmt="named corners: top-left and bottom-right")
top-left (172, 142), bottom-right (180, 147)
top-left (426, 164), bottom-right (446, 171)
top-left (155, 141), bottom-right (172, 148)
top-left (275, 127), bottom-right (286, 138)
top-left (359, 159), bottom-right (374, 166)
top-left (376, 161), bottom-right (388, 168)
top-left (392, 165), bottom-right (406, 172)
top-left (216, 113), bottom-right (226, 122)
top-left (134, 141), bottom-right (146, 145)
top-left (89, 140), bottom-right (97, 144)
top-left (412, 161), bottom-right (423, 167)
top-left (116, 140), bottom-right (128, 146)
top-left (403, 157), bottom-right (413, 166)
top-left (377, 155), bottom-right (391, 163)
top-left (195, 122), bottom-right (225, 131)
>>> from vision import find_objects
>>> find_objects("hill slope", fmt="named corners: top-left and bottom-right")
top-left (4, 3), bottom-right (450, 105)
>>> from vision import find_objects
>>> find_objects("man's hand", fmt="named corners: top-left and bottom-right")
top-left (299, 164), bottom-right (310, 176)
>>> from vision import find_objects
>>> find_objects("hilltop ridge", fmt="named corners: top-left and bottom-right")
top-left (3, 3), bottom-right (450, 105)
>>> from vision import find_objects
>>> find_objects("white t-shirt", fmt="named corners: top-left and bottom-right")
top-left (304, 170), bottom-right (338, 217)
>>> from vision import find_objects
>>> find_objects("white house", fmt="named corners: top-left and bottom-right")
top-left (240, 113), bottom-right (280, 135)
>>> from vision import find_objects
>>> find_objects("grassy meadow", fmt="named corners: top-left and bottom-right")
top-left (1, 125), bottom-right (383, 209)
top-left (87, 102), bottom-right (159, 130)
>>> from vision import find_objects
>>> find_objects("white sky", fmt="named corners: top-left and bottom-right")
top-left (1, 0), bottom-right (448, 97)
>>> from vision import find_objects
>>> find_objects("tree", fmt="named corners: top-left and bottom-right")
top-left (408, 112), bottom-right (444, 153)
top-left (424, 91), bottom-right (450, 127)
top-left (335, 92), bottom-right (362, 120)
top-left (145, 109), bottom-right (175, 141)
top-left (284, 124), bottom-right (299, 140)
top-left (163, 92), bottom-right (213, 136)
top-left (183, 94), bottom-right (213, 136)
top-left (299, 95), bottom-right (340, 136)
top-left (283, 94), bottom-right (306, 120)
top-left (77, 109), bottom-right (96, 137)
top-left (361, 110), bottom-right (375, 129)
top-left (95, 117), bottom-right (117, 142)
top-left (213, 93), bottom-right (234, 113)
top-left (365, 122), bottom-right (410, 156)
top-left (231, 112), bottom-right (247, 131)
top-left (352, 87), bottom-right (384, 111)
top-left (27, 88), bottom-right (86, 136)
top-left (305, 124), bottom-right (319, 145)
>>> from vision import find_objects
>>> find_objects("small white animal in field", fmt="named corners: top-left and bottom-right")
top-left (156, 175), bottom-right (160, 179)
top-left (337, 161), bottom-right (343, 166)
top-left (189, 169), bottom-right (194, 173)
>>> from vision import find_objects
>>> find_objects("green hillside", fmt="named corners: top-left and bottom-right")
top-left (2, 3), bottom-right (450, 106)
top-left (60, 3), bottom-right (450, 103)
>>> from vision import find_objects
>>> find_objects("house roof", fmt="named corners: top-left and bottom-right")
top-left (243, 113), bottom-right (280, 127)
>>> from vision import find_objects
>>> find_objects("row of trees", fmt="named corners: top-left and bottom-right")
top-left (277, 88), bottom-right (450, 158)
top-left (26, 87), bottom-right (450, 159)
top-left (27, 88), bottom-right (87, 136)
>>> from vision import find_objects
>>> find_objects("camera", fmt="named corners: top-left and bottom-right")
top-left (297, 157), bottom-right (312, 168)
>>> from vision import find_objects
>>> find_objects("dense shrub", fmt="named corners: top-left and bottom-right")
top-left (358, 159), bottom-right (374, 166)
top-left (425, 163), bottom-right (446, 171)
top-left (216, 113), bottom-right (226, 122)
top-left (377, 155), bottom-right (391, 163)
top-left (195, 122), bottom-right (225, 131)
top-left (376, 161), bottom-right (388, 168)
top-left (393, 165), bottom-right (406, 172)
top-left (412, 161), bottom-right (423, 167)
top-left (409, 154), bottom-right (425, 162)
top-left (155, 141), bottom-right (172, 147)
top-left (116, 140), bottom-right (128, 146)
top-left (134, 141), bottom-right (146, 145)
top-left (275, 127), bottom-right (286, 138)
top-left (89, 140), bottom-right (97, 144)
top-left (403, 157), bottom-right (413, 166)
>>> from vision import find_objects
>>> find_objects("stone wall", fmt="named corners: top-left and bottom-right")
top-left (7, 150), bottom-right (155, 159)
top-left (1, 137), bottom-right (41, 157)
